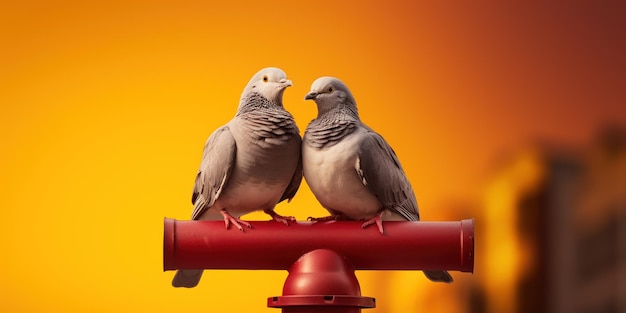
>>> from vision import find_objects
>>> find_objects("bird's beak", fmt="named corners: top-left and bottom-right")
top-left (304, 92), bottom-right (318, 100)
top-left (279, 79), bottom-right (293, 87)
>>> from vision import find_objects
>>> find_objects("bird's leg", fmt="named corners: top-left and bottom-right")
top-left (219, 209), bottom-right (252, 231)
top-left (361, 211), bottom-right (385, 234)
top-left (264, 209), bottom-right (296, 226)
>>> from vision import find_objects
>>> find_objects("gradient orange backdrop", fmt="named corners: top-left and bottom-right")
top-left (1, 1), bottom-right (625, 312)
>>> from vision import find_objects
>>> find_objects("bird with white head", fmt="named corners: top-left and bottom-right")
top-left (172, 67), bottom-right (303, 288)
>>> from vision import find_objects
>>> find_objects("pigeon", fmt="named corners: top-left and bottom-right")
top-left (302, 76), bottom-right (452, 283)
top-left (172, 67), bottom-right (303, 288)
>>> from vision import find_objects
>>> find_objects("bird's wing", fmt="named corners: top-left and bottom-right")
top-left (279, 135), bottom-right (303, 203)
top-left (355, 126), bottom-right (420, 221)
top-left (191, 125), bottom-right (237, 220)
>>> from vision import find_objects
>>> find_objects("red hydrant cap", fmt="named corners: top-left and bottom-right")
top-left (283, 249), bottom-right (361, 296)
top-left (268, 249), bottom-right (376, 310)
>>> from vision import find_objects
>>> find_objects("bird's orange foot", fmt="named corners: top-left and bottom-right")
top-left (264, 209), bottom-right (296, 226)
top-left (361, 211), bottom-right (385, 234)
top-left (220, 209), bottom-right (252, 231)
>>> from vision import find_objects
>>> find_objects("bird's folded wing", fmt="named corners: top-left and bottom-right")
top-left (355, 128), bottom-right (419, 221)
top-left (280, 135), bottom-right (303, 203)
top-left (191, 125), bottom-right (237, 220)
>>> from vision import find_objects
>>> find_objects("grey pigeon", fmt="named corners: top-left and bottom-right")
top-left (172, 67), bottom-right (303, 288)
top-left (302, 76), bottom-right (452, 283)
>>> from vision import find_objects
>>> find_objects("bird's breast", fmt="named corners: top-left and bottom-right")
top-left (303, 131), bottom-right (382, 218)
top-left (203, 117), bottom-right (300, 217)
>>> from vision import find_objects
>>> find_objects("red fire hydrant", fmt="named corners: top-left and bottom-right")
top-left (163, 219), bottom-right (474, 312)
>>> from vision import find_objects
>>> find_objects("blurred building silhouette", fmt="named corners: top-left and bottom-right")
top-left (470, 126), bottom-right (626, 313)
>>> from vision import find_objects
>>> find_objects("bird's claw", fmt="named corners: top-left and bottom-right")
top-left (307, 215), bottom-right (341, 222)
top-left (220, 209), bottom-right (252, 232)
top-left (271, 214), bottom-right (296, 226)
top-left (264, 209), bottom-right (296, 226)
top-left (361, 212), bottom-right (385, 235)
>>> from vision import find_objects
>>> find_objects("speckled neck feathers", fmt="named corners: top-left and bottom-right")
top-left (237, 92), bottom-right (282, 113)
top-left (304, 107), bottom-right (359, 149)
top-left (237, 92), bottom-right (299, 148)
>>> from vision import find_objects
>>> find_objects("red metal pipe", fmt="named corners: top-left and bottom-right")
top-left (163, 218), bottom-right (474, 273)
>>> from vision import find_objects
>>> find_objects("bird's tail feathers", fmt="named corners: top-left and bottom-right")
top-left (423, 270), bottom-right (453, 283)
top-left (172, 269), bottom-right (203, 288)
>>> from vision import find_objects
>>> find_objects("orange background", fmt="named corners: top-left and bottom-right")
top-left (1, 1), bottom-right (625, 312)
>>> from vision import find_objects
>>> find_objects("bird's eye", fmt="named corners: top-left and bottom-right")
top-left (262, 75), bottom-right (269, 82)
top-left (328, 86), bottom-right (334, 93)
